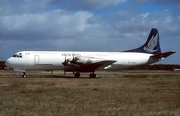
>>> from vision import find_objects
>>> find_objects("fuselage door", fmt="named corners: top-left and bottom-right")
top-left (34, 55), bottom-right (39, 64)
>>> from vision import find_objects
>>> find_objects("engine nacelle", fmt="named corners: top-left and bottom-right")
top-left (62, 58), bottom-right (74, 66)
top-left (62, 56), bottom-right (103, 66)
top-left (75, 57), bottom-right (101, 65)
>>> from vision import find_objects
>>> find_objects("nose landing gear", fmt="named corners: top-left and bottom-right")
top-left (22, 72), bottom-right (27, 78)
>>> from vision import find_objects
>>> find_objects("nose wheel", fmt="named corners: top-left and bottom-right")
top-left (22, 72), bottom-right (27, 78)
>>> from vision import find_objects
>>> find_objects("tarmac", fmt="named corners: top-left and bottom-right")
top-left (1, 70), bottom-right (180, 78)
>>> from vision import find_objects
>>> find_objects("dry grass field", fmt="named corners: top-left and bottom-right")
top-left (0, 70), bottom-right (180, 116)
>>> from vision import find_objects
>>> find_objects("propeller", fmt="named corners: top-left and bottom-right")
top-left (62, 55), bottom-right (67, 75)
top-left (70, 53), bottom-right (76, 64)
top-left (70, 52), bottom-right (77, 74)
top-left (62, 53), bottom-right (78, 75)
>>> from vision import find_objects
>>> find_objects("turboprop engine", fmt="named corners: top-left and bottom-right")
top-left (74, 57), bottom-right (93, 65)
top-left (73, 57), bottom-right (103, 65)
top-left (63, 56), bottom-right (103, 66)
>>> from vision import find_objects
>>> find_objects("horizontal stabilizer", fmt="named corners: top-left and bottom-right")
top-left (151, 51), bottom-right (176, 59)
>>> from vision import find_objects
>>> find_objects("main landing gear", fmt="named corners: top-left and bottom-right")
top-left (89, 72), bottom-right (96, 78)
top-left (73, 72), bottom-right (96, 78)
top-left (22, 72), bottom-right (27, 78)
top-left (74, 72), bottom-right (80, 78)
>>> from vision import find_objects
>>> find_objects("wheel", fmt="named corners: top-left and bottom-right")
top-left (74, 72), bottom-right (80, 78)
top-left (24, 74), bottom-right (27, 78)
top-left (22, 72), bottom-right (27, 78)
top-left (89, 74), bottom-right (96, 78)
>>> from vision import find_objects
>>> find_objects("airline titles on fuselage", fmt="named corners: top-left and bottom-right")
top-left (61, 53), bottom-right (109, 57)
top-left (62, 53), bottom-right (80, 57)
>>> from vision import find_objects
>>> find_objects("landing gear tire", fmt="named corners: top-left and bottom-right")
top-left (22, 72), bottom-right (27, 78)
top-left (89, 73), bottom-right (96, 78)
top-left (74, 72), bottom-right (80, 78)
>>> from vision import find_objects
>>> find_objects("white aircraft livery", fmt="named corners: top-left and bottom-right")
top-left (5, 28), bottom-right (175, 78)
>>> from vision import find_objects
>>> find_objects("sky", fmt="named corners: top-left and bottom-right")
top-left (0, 0), bottom-right (180, 64)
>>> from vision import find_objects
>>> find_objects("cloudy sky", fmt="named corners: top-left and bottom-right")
top-left (0, 0), bottom-right (180, 64)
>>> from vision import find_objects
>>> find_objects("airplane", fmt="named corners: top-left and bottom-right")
top-left (5, 28), bottom-right (175, 78)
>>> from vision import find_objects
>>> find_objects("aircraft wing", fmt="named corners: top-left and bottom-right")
top-left (64, 56), bottom-right (116, 72)
top-left (76, 60), bottom-right (116, 72)
top-left (151, 51), bottom-right (176, 59)
top-left (92, 60), bottom-right (117, 68)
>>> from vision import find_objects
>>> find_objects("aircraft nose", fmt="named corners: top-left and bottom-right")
top-left (5, 58), bottom-right (13, 68)
top-left (5, 58), bottom-right (10, 67)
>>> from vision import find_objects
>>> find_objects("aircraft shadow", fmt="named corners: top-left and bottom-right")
top-left (43, 75), bottom-right (100, 79)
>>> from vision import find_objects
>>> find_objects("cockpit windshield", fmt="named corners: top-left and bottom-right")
top-left (12, 53), bottom-right (22, 58)
top-left (13, 54), bottom-right (18, 57)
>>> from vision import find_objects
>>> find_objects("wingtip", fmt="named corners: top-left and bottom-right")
top-left (170, 51), bottom-right (176, 54)
top-left (166, 51), bottom-right (176, 55)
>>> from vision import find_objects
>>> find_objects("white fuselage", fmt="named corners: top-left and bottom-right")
top-left (6, 51), bottom-right (158, 71)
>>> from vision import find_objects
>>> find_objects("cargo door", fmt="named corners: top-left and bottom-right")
top-left (34, 55), bottom-right (39, 64)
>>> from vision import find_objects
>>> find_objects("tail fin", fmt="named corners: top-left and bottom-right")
top-left (124, 28), bottom-right (161, 54)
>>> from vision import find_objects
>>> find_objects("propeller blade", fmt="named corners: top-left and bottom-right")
top-left (72, 53), bottom-right (75, 74)
top-left (62, 55), bottom-right (67, 75)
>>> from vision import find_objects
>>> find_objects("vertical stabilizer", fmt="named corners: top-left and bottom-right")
top-left (124, 28), bottom-right (161, 54)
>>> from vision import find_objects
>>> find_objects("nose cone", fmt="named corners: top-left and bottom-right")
top-left (5, 57), bottom-right (14, 68)
top-left (5, 58), bottom-right (10, 67)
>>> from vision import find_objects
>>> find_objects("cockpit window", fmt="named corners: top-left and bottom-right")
top-left (13, 55), bottom-right (18, 57)
top-left (19, 53), bottom-right (22, 58)
top-left (12, 53), bottom-right (22, 58)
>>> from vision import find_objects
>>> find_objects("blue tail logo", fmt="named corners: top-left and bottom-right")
top-left (124, 28), bottom-right (161, 54)
top-left (143, 33), bottom-right (159, 53)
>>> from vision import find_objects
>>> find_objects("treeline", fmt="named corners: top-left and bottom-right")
top-left (0, 61), bottom-right (180, 70)
top-left (132, 64), bottom-right (180, 70)
top-left (0, 61), bottom-right (5, 70)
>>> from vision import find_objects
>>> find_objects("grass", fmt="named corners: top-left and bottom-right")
top-left (0, 70), bottom-right (180, 116)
